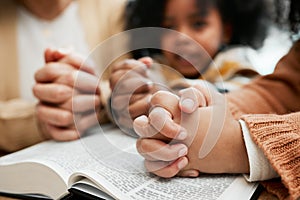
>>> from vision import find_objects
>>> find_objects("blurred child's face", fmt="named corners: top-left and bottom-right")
top-left (161, 0), bottom-right (229, 78)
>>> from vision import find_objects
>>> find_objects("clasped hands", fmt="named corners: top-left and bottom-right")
top-left (34, 52), bottom-right (250, 178)
top-left (134, 85), bottom-right (250, 178)
top-left (110, 58), bottom-right (250, 178)
top-left (33, 48), bottom-right (101, 140)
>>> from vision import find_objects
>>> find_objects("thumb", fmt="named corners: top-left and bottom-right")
top-left (179, 87), bottom-right (207, 113)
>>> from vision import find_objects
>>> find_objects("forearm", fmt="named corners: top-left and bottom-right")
top-left (227, 41), bottom-right (300, 118)
top-left (0, 99), bottom-right (44, 153)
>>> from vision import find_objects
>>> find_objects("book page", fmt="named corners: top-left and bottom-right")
top-left (71, 169), bottom-right (257, 200)
top-left (68, 126), bottom-right (258, 200)
top-left (0, 125), bottom-right (122, 199)
top-left (0, 125), bottom-right (120, 178)
top-left (0, 125), bottom-right (258, 200)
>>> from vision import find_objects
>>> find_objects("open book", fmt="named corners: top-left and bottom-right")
top-left (0, 125), bottom-right (259, 200)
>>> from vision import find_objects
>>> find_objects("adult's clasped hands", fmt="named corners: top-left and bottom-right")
top-left (33, 48), bottom-right (101, 141)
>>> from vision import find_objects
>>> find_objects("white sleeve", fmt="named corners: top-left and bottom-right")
top-left (239, 120), bottom-right (279, 182)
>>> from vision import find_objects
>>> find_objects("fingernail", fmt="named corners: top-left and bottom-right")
top-left (178, 146), bottom-right (188, 157)
top-left (137, 115), bottom-right (148, 123)
top-left (147, 81), bottom-right (154, 89)
top-left (177, 130), bottom-right (187, 140)
top-left (177, 158), bottom-right (188, 170)
top-left (181, 98), bottom-right (195, 111)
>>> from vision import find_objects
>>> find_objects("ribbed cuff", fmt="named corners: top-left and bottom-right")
top-left (241, 113), bottom-right (300, 200)
top-left (239, 120), bottom-right (279, 182)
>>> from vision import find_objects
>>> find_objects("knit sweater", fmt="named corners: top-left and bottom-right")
top-left (227, 41), bottom-right (300, 199)
top-left (242, 113), bottom-right (300, 200)
top-left (153, 46), bottom-right (259, 93)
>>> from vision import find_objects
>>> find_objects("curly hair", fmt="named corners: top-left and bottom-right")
top-left (274, 0), bottom-right (300, 35)
top-left (125, 0), bottom-right (271, 58)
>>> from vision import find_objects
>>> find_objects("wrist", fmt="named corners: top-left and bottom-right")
top-left (231, 119), bottom-right (250, 173)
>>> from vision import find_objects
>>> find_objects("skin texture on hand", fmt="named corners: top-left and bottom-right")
top-left (134, 84), bottom-right (250, 178)
top-left (33, 48), bottom-right (101, 141)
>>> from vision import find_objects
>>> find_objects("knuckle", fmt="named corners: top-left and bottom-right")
top-left (151, 91), bottom-right (173, 105)
top-left (164, 123), bottom-right (180, 138)
top-left (164, 150), bottom-right (177, 161)
top-left (32, 85), bottom-right (40, 97)
top-left (65, 72), bottom-right (76, 85)
top-left (61, 99), bottom-right (72, 110)
top-left (110, 71), bottom-right (126, 90)
top-left (35, 107), bottom-right (44, 120)
top-left (45, 62), bottom-right (58, 74)
top-left (151, 91), bottom-right (164, 103)
top-left (50, 131), bottom-right (62, 141)
top-left (164, 169), bottom-right (178, 178)
top-left (54, 86), bottom-right (70, 100)
top-left (154, 166), bottom-right (178, 178)
top-left (139, 139), bottom-right (150, 153)
top-left (123, 59), bottom-right (136, 67)
top-left (148, 114), bottom-right (159, 126)
top-left (59, 112), bottom-right (73, 125)
top-left (136, 139), bottom-right (143, 153)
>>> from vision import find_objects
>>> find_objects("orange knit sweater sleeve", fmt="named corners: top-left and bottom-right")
top-left (226, 41), bottom-right (300, 199)
top-left (242, 113), bottom-right (300, 200)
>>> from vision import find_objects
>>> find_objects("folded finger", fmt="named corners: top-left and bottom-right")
top-left (35, 62), bottom-right (74, 83)
top-left (61, 94), bottom-right (101, 113)
top-left (112, 76), bottom-right (152, 95)
top-left (111, 59), bottom-right (149, 74)
top-left (149, 107), bottom-right (187, 140)
top-left (145, 157), bottom-right (188, 178)
top-left (129, 94), bottom-right (151, 118)
top-left (56, 70), bottom-right (100, 94)
top-left (36, 104), bottom-right (74, 127)
top-left (33, 83), bottom-right (73, 103)
top-left (44, 124), bottom-right (80, 141)
top-left (137, 138), bottom-right (188, 161)
top-left (177, 169), bottom-right (200, 177)
top-left (179, 87), bottom-right (207, 113)
top-left (129, 93), bottom-right (151, 104)
top-left (59, 53), bottom-right (96, 75)
top-left (110, 69), bottom-right (150, 91)
top-left (192, 81), bottom-right (223, 105)
top-left (150, 91), bottom-right (181, 119)
top-left (111, 94), bottom-right (131, 111)
top-left (133, 115), bottom-right (159, 138)
top-left (74, 112), bottom-right (99, 134)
